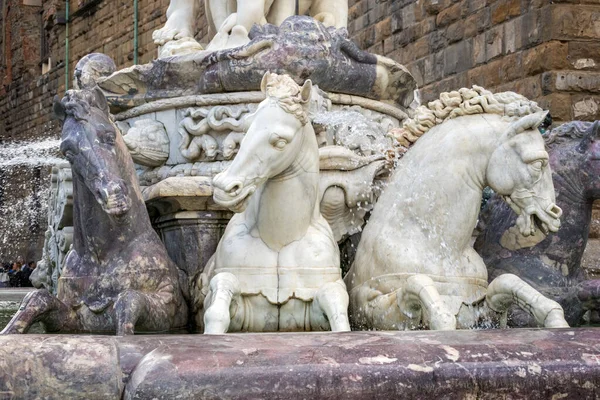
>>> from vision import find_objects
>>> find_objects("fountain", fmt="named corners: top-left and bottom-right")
top-left (0, 1), bottom-right (599, 398)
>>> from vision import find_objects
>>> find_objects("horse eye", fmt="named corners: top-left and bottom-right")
top-left (274, 139), bottom-right (287, 149)
top-left (529, 160), bottom-right (543, 171)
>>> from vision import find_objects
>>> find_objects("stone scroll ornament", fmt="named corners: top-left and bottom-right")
top-left (153, 0), bottom-right (348, 55)
top-left (344, 86), bottom-right (570, 331)
top-left (178, 106), bottom-right (251, 162)
top-left (476, 121), bottom-right (600, 327)
top-left (1, 88), bottom-right (189, 335)
top-left (194, 72), bottom-right (351, 333)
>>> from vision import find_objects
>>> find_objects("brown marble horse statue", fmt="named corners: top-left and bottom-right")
top-left (1, 88), bottom-right (188, 335)
top-left (476, 121), bottom-right (600, 326)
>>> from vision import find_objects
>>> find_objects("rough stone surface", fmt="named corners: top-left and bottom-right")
top-left (99, 17), bottom-right (416, 109)
top-left (0, 336), bottom-right (124, 399)
top-left (0, 329), bottom-right (599, 399)
top-left (476, 121), bottom-right (600, 327)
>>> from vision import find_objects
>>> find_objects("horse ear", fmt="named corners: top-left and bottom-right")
top-left (92, 86), bottom-right (109, 113)
top-left (504, 110), bottom-right (549, 140)
top-left (260, 72), bottom-right (271, 94)
top-left (52, 95), bottom-right (66, 122)
top-left (300, 79), bottom-right (312, 103)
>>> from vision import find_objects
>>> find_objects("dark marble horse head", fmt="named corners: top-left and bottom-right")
top-left (475, 120), bottom-right (600, 326)
top-left (54, 88), bottom-right (132, 218)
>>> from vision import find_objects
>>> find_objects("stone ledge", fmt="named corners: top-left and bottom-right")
top-left (1, 328), bottom-right (599, 399)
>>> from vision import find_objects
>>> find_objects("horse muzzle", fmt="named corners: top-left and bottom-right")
top-left (505, 190), bottom-right (562, 236)
top-left (94, 178), bottom-right (132, 217)
top-left (212, 174), bottom-right (258, 213)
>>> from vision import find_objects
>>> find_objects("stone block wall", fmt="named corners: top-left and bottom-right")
top-left (347, 0), bottom-right (600, 123)
top-left (0, 0), bottom-right (177, 142)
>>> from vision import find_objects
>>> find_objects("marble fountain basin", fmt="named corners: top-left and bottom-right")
top-left (1, 328), bottom-right (599, 399)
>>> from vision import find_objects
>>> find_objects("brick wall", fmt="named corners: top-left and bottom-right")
top-left (347, 0), bottom-right (600, 123)
top-left (0, 0), bottom-right (175, 142)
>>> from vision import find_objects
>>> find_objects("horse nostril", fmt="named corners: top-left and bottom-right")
top-left (227, 183), bottom-right (242, 196)
top-left (547, 204), bottom-right (563, 218)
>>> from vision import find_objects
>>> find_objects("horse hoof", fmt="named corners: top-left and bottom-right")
top-left (544, 310), bottom-right (569, 328)
top-left (429, 308), bottom-right (457, 331)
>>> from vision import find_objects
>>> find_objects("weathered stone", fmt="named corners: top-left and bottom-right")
top-left (536, 92), bottom-right (573, 122)
top-left (473, 32), bottom-right (486, 65)
top-left (569, 41), bottom-right (600, 71)
top-left (154, 210), bottom-right (232, 285)
top-left (435, 2), bottom-right (461, 27)
top-left (0, 336), bottom-right (124, 399)
top-left (444, 39), bottom-right (473, 75)
top-left (467, 59), bottom-right (503, 88)
top-left (522, 41), bottom-right (569, 76)
top-left (445, 21), bottom-right (465, 44)
top-left (99, 17), bottom-right (416, 109)
top-left (491, 0), bottom-right (520, 24)
top-left (549, 5), bottom-right (600, 41)
top-left (485, 25), bottom-right (503, 61)
top-left (0, 329), bottom-right (599, 400)
top-left (554, 71), bottom-right (600, 93)
top-left (572, 96), bottom-right (600, 120)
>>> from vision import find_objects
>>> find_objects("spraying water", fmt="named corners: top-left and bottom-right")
top-left (0, 138), bottom-right (63, 262)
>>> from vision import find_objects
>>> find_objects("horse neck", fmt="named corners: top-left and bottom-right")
top-left (71, 141), bottom-right (152, 262)
top-left (255, 124), bottom-right (320, 250)
top-left (400, 116), bottom-right (499, 249)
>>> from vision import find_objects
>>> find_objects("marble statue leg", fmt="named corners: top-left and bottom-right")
top-left (400, 274), bottom-right (457, 330)
top-left (311, 281), bottom-right (351, 332)
top-left (0, 289), bottom-right (79, 334)
top-left (486, 274), bottom-right (569, 328)
top-left (266, 0), bottom-right (295, 26)
top-left (153, 0), bottom-right (198, 45)
top-left (203, 272), bottom-right (241, 334)
top-left (303, 0), bottom-right (348, 28)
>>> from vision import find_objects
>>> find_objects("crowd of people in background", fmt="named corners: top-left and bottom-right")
top-left (0, 260), bottom-right (36, 288)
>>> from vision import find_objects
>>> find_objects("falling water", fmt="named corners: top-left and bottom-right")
top-left (0, 138), bottom-right (63, 263)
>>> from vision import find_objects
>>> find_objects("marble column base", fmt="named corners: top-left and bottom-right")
top-left (154, 210), bottom-right (233, 279)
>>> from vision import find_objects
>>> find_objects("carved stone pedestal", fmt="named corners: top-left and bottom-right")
top-left (154, 210), bottom-right (232, 279)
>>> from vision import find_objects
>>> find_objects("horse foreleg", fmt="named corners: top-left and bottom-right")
top-left (312, 281), bottom-right (351, 332)
top-left (486, 274), bottom-right (569, 328)
top-left (400, 274), bottom-right (457, 330)
top-left (1, 289), bottom-right (78, 334)
top-left (203, 272), bottom-right (241, 334)
top-left (114, 290), bottom-right (155, 336)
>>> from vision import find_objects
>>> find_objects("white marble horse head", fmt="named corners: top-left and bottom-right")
top-left (213, 72), bottom-right (313, 212)
top-left (486, 111), bottom-right (562, 236)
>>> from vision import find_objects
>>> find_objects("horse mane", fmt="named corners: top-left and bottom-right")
top-left (545, 121), bottom-right (593, 147)
top-left (263, 74), bottom-right (309, 125)
top-left (395, 85), bottom-right (543, 146)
